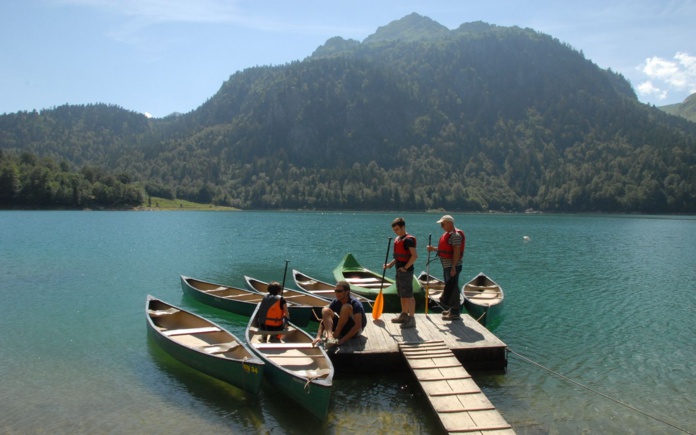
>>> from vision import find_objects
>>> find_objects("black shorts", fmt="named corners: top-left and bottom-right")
top-left (332, 313), bottom-right (356, 338)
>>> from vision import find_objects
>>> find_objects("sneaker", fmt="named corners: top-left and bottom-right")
top-left (391, 312), bottom-right (408, 323)
top-left (441, 309), bottom-right (450, 317)
top-left (442, 311), bottom-right (461, 321)
top-left (325, 338), bottom-right (339, 347)
top-left (400, 315), bottom-right (416, 329)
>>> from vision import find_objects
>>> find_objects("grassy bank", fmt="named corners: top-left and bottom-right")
top-left (138, 197), bottom-right (238, 211)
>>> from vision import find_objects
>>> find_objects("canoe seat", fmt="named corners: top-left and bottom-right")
top-left (253, 342), bottom-right (316, 349)
top-left (249, 327), bottom-right (295, 335)
top-left (346, 277), bottom-right (380, 284)
top-left (466, 292), bottom-right (499, 299)
top-left (356, 283), bottom-right (385, 289)
top-left (465, 285), bottom-right (498, 292)
top-left (220, 293), bottom-right (252, 299)
top-left (148, 308), bottom-right (180, 317)
top-left (163, 326), bottom-right (221, 336)
top-left (198, 342), bottom-right (240, 354)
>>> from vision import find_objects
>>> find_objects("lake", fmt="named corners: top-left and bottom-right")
top-left (1, 211), bottom-right (694, 434)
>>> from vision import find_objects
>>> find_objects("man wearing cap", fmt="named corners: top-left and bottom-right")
top-left (427, 215), bottom-right (465, 320)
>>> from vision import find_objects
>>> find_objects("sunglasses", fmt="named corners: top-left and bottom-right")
top-left (334, 288), bottom-right (346, 293)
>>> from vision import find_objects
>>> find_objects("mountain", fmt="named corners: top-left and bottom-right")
top-left (1, 14), bottom-right (695, 213)
top-left (363, 13), bottom-right (450, 44)
top-left (660, 93), bottom-right (696, 122)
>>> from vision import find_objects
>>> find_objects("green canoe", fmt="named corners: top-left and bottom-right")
top-left (292, 268), bottom-right (374, 313)
top-left (146, 295), bottom-right (264, 394)
top-left (180, 275), bottom-right (312, 327)
top-left (332, 253), bottom-right (423, 312)
top-left (462, 272), bottom-right (504, 327)
top-left (246, 303), bottom-right (334, 420)
top-left (243, 275), bottom-right (329, 323)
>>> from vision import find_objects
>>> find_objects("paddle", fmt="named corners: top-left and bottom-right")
top-left (372, 237), bottom-right (392, 320)
top-left (279, 259), bottom-right (290, 332)
top-left (280, 259), bottom-right (289, 296)
top-left (425, 233), bottom-right (431, 315)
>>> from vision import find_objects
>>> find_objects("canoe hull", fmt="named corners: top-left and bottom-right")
top-left (146, 296), bottom-right (264, 394)
top-left (244, 276), bottom-right (328, 323)
top-left (333, 253), bottom-right (423, 312)
top-left (181, 275), bottom-right (312, 326)
top-left (462, 273), bottom-right (504, 327)
top-left (246, 304), bottom-right (333, 420)
top-left (292, 269), bottom-right (374, 313)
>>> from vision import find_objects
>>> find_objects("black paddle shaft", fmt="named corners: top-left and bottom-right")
top-left (379, 237), bottom-right (392, 290)
top-left (281, 259), bottom-right (289, 295)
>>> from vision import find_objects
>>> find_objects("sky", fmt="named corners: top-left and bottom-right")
top-left (1, 0), bottom-right (695, 118)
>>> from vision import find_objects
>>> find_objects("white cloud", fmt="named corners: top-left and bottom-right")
top-left (638, 52), bottom-right (696, 100)
top-left (637, 81), bottom-right (668, 100)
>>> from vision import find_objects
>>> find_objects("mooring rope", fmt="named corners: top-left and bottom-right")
top-left (508, 348), bottom-right (693, 434)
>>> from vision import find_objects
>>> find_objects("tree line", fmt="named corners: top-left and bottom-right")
top-left (0, 150), bottom-right (142, 209)
top-left (0, 17), bottom-right (695, 213)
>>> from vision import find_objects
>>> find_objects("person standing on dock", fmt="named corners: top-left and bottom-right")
top-left (385, 217), bottom-right (418, 329)
top-left (312, 280), bottom-right (366, 347)
top-left (427, 215), bottom-right (465, 320)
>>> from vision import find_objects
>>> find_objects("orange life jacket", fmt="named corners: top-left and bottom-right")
top-left (258, 295), bottom-right (285, 328)
top-left (394, 234), bottom-right (416, 263)
top-left (437, 229), bottom-right (465, 259)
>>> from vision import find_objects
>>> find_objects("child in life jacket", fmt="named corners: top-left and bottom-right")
top-left (258, 281), bottom-right (290, 341)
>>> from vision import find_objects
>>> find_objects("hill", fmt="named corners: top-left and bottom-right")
top-left (660, 93), bottom-right (696, 123)
top-left (1, 14), bottom-right (695, 213)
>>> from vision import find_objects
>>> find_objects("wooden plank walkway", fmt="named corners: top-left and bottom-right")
top-left (400, 341), bottom-right (513, 434)
top-left (328, 312), bottom-right (508, 372)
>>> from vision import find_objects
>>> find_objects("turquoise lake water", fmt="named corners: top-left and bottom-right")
top-left (1, 211), bottom-right (694, 434)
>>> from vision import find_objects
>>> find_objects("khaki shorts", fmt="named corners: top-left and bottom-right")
top-left (395, 269), bottom-right (414, 298)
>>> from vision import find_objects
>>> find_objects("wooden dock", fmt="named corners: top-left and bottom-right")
top-left (400, 341), bottom-right (513, 434)
top-left (327, 312), bottom-right (508, 372)
top-left (326, 312), bottom-right (512, 434)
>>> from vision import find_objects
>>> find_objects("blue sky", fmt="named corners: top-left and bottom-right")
top-left (2, 0), bottom-right (695, 118)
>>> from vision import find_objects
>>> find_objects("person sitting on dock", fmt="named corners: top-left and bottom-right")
top-left (312, 280), bottom-right (366, 347)
top-left (258, 281), bottom-right (290, 339)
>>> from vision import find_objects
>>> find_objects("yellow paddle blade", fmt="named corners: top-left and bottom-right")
top-left (372, 289), bottom-right (384, 320)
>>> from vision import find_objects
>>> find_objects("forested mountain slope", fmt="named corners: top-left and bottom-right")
top-left (1, 14), bottom-right (695, 212)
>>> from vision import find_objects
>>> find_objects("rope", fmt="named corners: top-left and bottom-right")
top-left (304, 373), bottom-right (327, 391)
top-left (508, 348), bottom-right (694, 434)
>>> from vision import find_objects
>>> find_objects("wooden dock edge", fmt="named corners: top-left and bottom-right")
top-left (327, 313), bottom-right (508, 374)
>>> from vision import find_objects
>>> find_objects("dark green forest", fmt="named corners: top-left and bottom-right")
top-left (0, 149), bottom-right (142, 209)
top-left (1, 14), bottom-right (695, 212)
